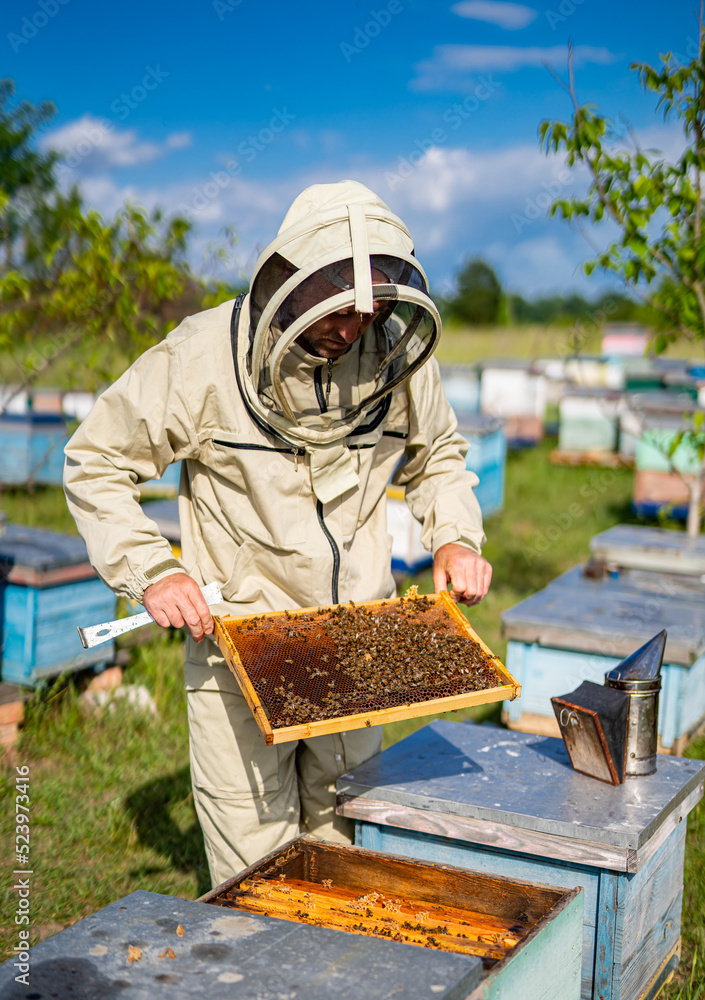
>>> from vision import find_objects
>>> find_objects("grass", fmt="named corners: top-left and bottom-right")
top-left (434, 321), bottom-right (705, 365)
top-left (0, 444), bottom-right (703, 997)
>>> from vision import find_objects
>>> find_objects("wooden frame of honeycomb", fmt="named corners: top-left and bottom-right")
top-left (213, 590), bottom-right (520, 745)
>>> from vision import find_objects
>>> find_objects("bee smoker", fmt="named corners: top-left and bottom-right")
top-left (604, 629), bottom-right (666, 778)
top-left (552, 630), bottom-right (666, 784)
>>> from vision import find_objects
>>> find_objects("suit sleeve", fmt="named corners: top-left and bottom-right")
top-left (63, 339), bottom-right (199, 602)
top-left (392, 358), bottom-right (486, 556)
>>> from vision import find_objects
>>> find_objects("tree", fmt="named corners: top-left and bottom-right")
top-left (0, 199), bottom-right (195, 399)
top-left (0, 80), bottom-right (58, 268)
top-left (0, 79), bottom-right (243, 407)
top-left (448, 258), bottom-right (503, 326)
top-left (539, 18), bottom-right (705, 535)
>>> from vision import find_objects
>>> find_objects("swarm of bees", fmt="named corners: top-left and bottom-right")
top-left (228, 595), bottom-right (501, 728)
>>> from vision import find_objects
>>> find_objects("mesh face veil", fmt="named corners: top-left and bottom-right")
top-left (233, 181), bottom-right (442, 502)
top-left (238, 184), bottom-right (441, 445)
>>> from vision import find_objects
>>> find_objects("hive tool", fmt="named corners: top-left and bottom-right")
top-left (77, 581), bottom-right (223, 648)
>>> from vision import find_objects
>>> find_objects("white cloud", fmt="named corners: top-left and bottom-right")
top-left (451, 1), bottom-right (537, 29)
top-left (68, 145), bottom-right (589, 294)
top-left (60, 116), bottom-right (683, 297)
top-left (166, 132), bottom-right (193, 151)
top-left (412, 43), bottom-right (616, 90)
top-left (42, 115), bottom-right (192, 171)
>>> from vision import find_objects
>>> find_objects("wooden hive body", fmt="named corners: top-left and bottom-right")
top-left (200, 835), bottom-right (584, 1000)
top-left (0, 413), bottom-right (69, 487)
top-left (337, 720), bottom-right (705, 1000)
top-left (0, 524), bottom-right (116, 685)
top-left (501, 564), bottom-right (705, 753)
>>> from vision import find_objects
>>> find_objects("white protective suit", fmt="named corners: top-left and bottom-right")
top-left (64, 180), bottom-right (486, 884)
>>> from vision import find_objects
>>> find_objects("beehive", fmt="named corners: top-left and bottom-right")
top-left (213, 590), bottom-right (519, 744)
top-left (0, 523), bottom-right (116, 685)
top-left (201, 835), bottom-right (583, 995)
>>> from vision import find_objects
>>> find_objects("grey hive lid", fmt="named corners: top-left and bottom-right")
top-left (457, 413), bottom-right (505, 435)
top-left (0, 523), bottom-right (90, 573)
top-left (0, 890), bottom-right (483, 1000)
top-left (500, 565), bottom-right (705, 666)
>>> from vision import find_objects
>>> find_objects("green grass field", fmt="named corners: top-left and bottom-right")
top-left (0, 445), bottom-right (702, 995)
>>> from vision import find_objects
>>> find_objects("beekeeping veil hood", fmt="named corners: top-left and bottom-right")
top-left (233, 180), bottom-right (441, 503)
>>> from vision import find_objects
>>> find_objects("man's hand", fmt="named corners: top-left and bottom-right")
top-left (432, 544), bottom-right (492, 607)
top-left (142, 573), bottom-right (214, 643)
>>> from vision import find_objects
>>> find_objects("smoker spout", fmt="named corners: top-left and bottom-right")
top-left (605, 629), bottom-right (667, 683)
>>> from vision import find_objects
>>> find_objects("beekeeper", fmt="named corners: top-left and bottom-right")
top-left (64, 180), bottom-right (491, 886)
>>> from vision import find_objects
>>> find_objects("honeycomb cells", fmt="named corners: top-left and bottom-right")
top-left (221, 595), bottom-right (502, 729)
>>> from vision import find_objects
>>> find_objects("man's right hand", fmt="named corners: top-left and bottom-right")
top-left (142, 573), bottom-right (214, 643)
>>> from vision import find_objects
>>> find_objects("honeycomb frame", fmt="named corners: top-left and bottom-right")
top-left (213, 590), bottom-right (521, 745)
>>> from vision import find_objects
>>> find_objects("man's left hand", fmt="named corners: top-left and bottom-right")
top-left (432, 544), bottom-right (492, 607)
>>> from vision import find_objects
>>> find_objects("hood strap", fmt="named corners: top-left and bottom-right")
top-left (348, 203), bottom-right (374, 314)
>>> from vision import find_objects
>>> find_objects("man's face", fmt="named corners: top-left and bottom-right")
top-left (295, 266), bottom-right (388, 360)
top-left (296, 305), bottom-right (381, 359)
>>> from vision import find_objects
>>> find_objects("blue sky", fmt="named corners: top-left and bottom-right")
top-left (2, 0), bottom-right (698, 298)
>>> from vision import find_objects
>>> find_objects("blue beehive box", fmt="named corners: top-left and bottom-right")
top-left (439, 363), bottom-right (481, 421)
top-left (0, 524), bottom-right (116, 686)
top-left (0, 413), bottom-right (70, 486)
top-left (338, 720), bottom-right (704, 1000)
top-left (139, 460), bottom-right (182, 497)
top-left (459, 414), bottom-right (506, 518)
top-left (500, 564), bottom-right (705, 754)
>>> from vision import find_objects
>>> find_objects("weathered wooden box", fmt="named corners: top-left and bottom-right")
top-left (501, 564), bottom-right (705, 752)
top-left (439, 362), bottom-right (481, 421)
top-left (557, 389), bottom-right (622, 455)
top-left (139, 459), bottom-right (182, 497)
top-left (213, 590), bottom-right (519, 745)
top-left (0, 524), bottom-right (116, 685)
top-left (338, 720), bottom-right (705, 1000)
top-left (633, 470), bottom-right (693, 520)
top-left (479, 361), bottom-right (545, 447)
top-left (459, 414), bottom-right (506, 518)
top-left (589, 524), bottom-right (705, 591)
top-left (0, 888), bottom-right (491, 1000)
top-left (0, 412), bottom-right (69, 486)
top-left (201, 835), bottom-right (584, 1000)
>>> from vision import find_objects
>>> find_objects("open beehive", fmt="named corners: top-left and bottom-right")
top-left (199, 836), bottom-right (581, 975)
top-left (213, 589), bottom-right (520, 744)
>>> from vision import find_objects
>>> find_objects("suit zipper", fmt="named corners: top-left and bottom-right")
top-left (317, 499), bottom-right (340, 604)
top-left (314, 363), bottom-right (340, 603)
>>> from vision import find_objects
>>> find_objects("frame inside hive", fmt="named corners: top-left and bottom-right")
top-left (213, 590), bottom-right (520, 745)
top-left (199, 835), bottom-right (576, 971)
